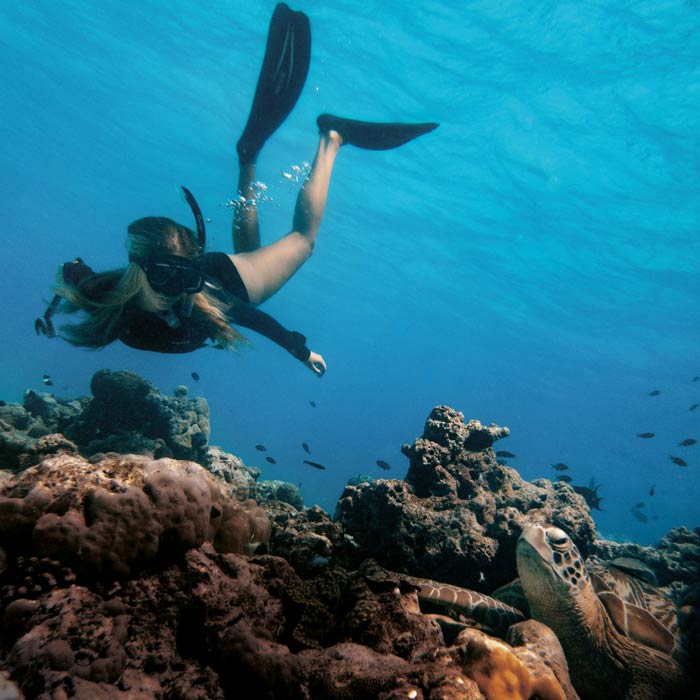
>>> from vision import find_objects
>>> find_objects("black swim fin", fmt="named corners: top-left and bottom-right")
top-left (316, 114), bottom-right (439, 150)
top-left (236, 4), bottom-right (311, 163)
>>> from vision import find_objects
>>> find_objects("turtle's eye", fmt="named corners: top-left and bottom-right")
top-left (547, 527), bottom-right (570, 551)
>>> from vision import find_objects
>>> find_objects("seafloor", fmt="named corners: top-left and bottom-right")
top-left (0, 369), bottom-right (698, 699)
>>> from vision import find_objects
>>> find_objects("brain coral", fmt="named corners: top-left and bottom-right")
top-left (0, 453), bottom-right (270, 580)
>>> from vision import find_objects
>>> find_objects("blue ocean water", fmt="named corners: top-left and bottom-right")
top-left (1, 1), bottom-right (698, 546)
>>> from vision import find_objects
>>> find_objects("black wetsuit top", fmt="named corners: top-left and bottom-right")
top-left (82, 253), bottom-right (310, 361)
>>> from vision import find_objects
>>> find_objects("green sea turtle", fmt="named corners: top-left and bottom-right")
top-left (516, 523), bottom-right (692, 700)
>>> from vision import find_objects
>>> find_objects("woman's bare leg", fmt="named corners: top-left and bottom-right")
top-left (231, 130), bottom-right (342, 306)
top-left (232, 162), bottom-right (261, 253)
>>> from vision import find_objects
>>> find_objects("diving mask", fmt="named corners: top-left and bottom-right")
top-left (132, 254), bottom-right (205, 297)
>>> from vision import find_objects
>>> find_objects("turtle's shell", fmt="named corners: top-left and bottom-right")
top-left (585, 556), bottom-right (678, 641)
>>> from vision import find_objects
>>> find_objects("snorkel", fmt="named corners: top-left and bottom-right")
top-left (180, 294), bottom-right (197, 319)
top-left (181, 185), bottom-right (206, 252)
top-left (177, 185), bottom-right (206, 319)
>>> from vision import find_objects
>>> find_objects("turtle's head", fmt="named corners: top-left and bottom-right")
top-left (517, 523), bottom-right (591, 623)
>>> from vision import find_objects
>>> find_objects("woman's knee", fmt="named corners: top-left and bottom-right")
top-left (294, 236), bottom-right (314, 262)
top-left (293, 215), bottom-right (323, 247)
top-left (293, 210), bottom-right (318, 237)
top-left (287, 232), bottom-right (315, 263)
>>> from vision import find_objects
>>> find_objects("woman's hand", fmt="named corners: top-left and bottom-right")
top-left (305, 351), bottom-right (327, 377)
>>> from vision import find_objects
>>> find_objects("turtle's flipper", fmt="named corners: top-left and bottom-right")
top-left (236, 3), bottom-right (311, 163)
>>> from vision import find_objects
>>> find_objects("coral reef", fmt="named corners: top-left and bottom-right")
top-left (257, 479), bottom-right (305, 511)
top-left (0, 373), bottom-right (696, 700)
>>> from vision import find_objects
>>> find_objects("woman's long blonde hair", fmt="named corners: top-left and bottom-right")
top-left (55, 217), bottom-right (246, 350)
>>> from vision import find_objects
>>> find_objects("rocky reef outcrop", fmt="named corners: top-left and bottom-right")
top-left (0, 370), bottom-right (211, 471)
top-left (335, 406), bottom-right (596, 590)
top-left (0, 371), bottom-right (697, 700)
top-left (590, 526), bottom-right (700, 588)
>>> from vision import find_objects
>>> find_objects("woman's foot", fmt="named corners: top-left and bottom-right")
top-left (324, 129), bottom-right (343, 148)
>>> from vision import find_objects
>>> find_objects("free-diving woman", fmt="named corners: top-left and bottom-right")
top-left (36, 4), bottom-right (438, 377)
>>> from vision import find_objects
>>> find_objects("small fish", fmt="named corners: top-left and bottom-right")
top-left (649, 485), bottom-right (655, 497)
top-left (692, 376), bottom-right (699, 382)
top-left (495, 450), bottom-right (516, 458)
top-left (266, 456), bottom-right (277, 464)
top-left (669, 455), bottom-right (688, 467)
top-left (303, 459), bottom-right (327, 471)
top-left (690, 404), bottom-right (699, 412)
top-left (631, 509), bottom-right (648, 523)
top-left (636, 432), bottom-right (655, 439)
top-left (648, 389), bottom-right (661, 396)
top-left (309, 400), bottom-right (316, 408)
top-left (634, 501), bottom-right (645, 509)
top-left (651, 515), bottom-right (659, 521)
top-left (376, 460), bottom-right (391, 470)
top-left (302, 442), bottom-right (311, 454)
top-left (42, 374), bottom-right (53, 386)
top-left (478, 571), bottom-right (487, 584)
top-left (572, 480), bottom-right (604, 511)
top-left (556, 475), bottom-right (573, 483)
top-left (191, 371), bottom-right (200, 381)
top-left (255, 444), bottom-right (267, 452)
top-left (678, 438), bottom-right (697, 447)
top-left (551, 463), bottom-right (569, 471)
